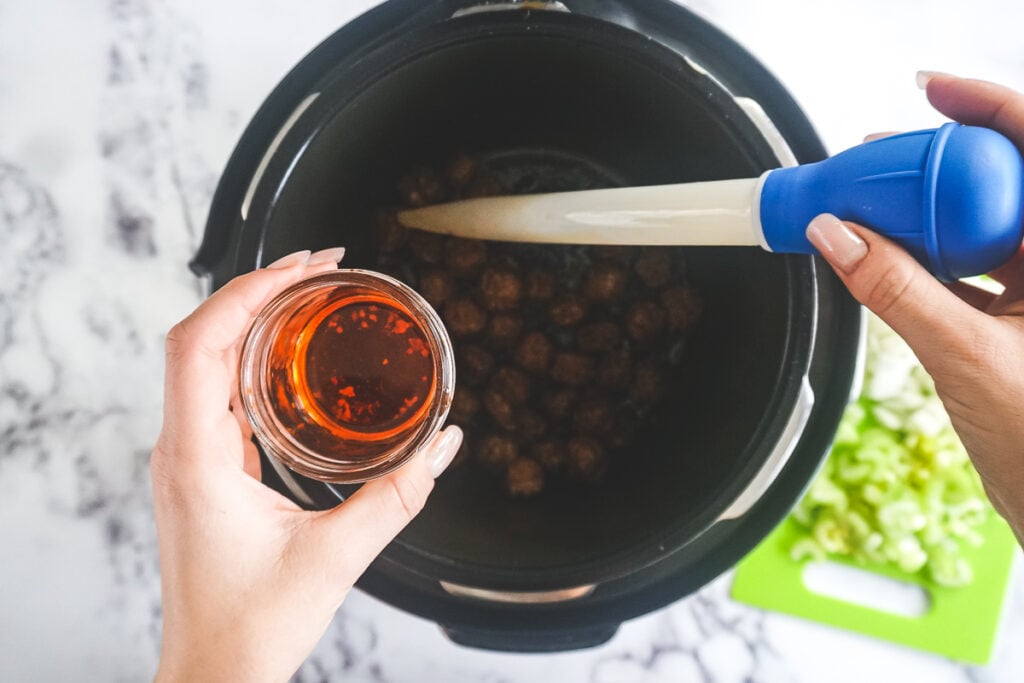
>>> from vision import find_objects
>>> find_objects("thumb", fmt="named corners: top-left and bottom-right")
top-left (298, 426), bottom-right (463, 594)
top-left (805, 213), bottom-right (988, 369)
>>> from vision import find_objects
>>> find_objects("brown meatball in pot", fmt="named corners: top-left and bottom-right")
top-left (458, 344), bottom-right (495, 386)
top-left (582, 263), bottom-right (629, 303)
top-left (551, 352), bottom-right (595, 386)
top-left (477, 434), bottom-right (519, 470)
top-left (566, 437), bottom-right (608, 482)
top-left (444, 297), bottom-right (487, 337)
top-left (479, 266), bottom-right (523, 312)
top-left (633, 250), bottom-right (673, 288)
top-left (505, 457), bottom-right (545, 497)
top-left (625, 301), bottom-right (666, 345)
top-left (549, 294), bottom-right (588, 327)
top-left (445, 237), bottom-right (488, 277)
top-left (397, 165), bottom-right (447, 207)
top-left (514, 331), bottom-right (554, 375)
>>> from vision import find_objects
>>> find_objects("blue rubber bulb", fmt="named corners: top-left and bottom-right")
top-left (759, 123), bottom-right (1024, 280)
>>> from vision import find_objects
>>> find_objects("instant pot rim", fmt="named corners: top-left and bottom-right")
top-left (235, 9), bottom-right (818, 591)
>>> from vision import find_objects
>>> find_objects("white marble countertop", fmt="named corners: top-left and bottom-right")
top-left (2, 1), bottom-right (1023, 681)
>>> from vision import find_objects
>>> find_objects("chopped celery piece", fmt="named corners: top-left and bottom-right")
top-left (789, 315), bottom-right (990, 587)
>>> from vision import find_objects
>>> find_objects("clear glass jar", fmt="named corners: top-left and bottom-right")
top-left (239, 269), bottom-right (455, 483)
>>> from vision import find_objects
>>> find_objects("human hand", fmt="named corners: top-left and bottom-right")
top-left (151, 248), bottom-right (463, 683)
top-left (805, 73), bottom-right (1024, 543)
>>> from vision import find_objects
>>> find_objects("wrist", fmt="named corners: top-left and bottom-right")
top-left (156, 636), bottom-right (282, 683)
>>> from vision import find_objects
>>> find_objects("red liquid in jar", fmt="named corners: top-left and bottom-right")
top-left (267, 291), bottom-right (436, 457)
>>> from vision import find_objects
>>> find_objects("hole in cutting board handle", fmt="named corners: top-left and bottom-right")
top-left (802, 561), bottom-right (931, 618)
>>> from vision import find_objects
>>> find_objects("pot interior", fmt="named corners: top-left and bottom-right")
top-left (255, 28), bottom-right (805, 580)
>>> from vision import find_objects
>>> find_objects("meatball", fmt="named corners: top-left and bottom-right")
top-left (630, 357), bottom-right (668, 407)
top-left (541, 387), bottom-right (577, 420)
top-left (375, 209), bottom-right (408, 253)
top-left (464, 173), bottom-right (503, 198)
top-left (488, 366), bottom-right (532, 405)
top-left (514, 408), bottom-right (548, 443)
top-left (487, 313), bottom-right (524, 350)
top-left (477, 434), bottom-right (519, 469)
top-left (445, 237), bottom-right (488, 276)
top-left (576, 321), bottom-right (622, 354)
top-left (446, 153), bottom-right (478, 191)
top-left (532, 439), bottom-right (567, 472)
top-left (444, 297), bottom-right (487, 337)
top-left (418, 269), bottom-right (455, 307)
top-left (505, 457), bottom-right (544, 497)
top-left (582, 263), bottom-right (629, 302)
top-left (524, 269), bottom-right (557, 301)
top-left (514, 331), bottom-right (554, 374)
top-left (483, 390), bottom-right (517, 430)
top-left (551, 352), bottom-right (595, 386)
top-left (449, 386), bottom-right (481, 424)
top-left (458, 344), bottom-right (495, 386)
top-left (625, 301), bottom-right (666, 344)
top-left (661, 284), bottom-right (704, 333)
top-left (397, 165), bottom-right (446, 207)
top-left (633, 250), bottom-right (674, 288)
top-left (408, 230), bottom-right (445, 264)
top-left (572, 396), bottom-right (615, 435)
top-left (567, 437), bottom-right (608, 482)
top-left (548, 294), bottom-right (587, 327)
top-left (479, 266), bottom-right (523, 311)
top-left (597, 349), bottom-right (633, 391)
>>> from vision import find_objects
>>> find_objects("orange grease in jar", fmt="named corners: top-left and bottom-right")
top-left (285, 295), bottom-right (435, 440)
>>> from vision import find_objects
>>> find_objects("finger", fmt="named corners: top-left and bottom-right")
top-left (987, 244), bottom-right (1024, 288)
top-left (806, 214), bottom-right (991, 370)
top-left (920, 72), bottom-right (1024, 143)
top-left (863, 131), bottom-right (901, 143)
top-left (163, 249), bottom-right (345, 450)
top-left (985, 246), bottom-right (1024, 316)
top-left (301, 426), bottom-right (463, 591)
top-left (990, 285), bottom-right (1024, 318)
top-left (171, 250), bottom-right (334, 359)
top-left (945, 281), bottom-right (998, 312)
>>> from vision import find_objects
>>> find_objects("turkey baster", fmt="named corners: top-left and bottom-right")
top-left (399, 124), bottom-right (1024, 280)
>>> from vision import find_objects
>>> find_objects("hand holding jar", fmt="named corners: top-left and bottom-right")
top-left (151, 248), bottom-right (462, 683)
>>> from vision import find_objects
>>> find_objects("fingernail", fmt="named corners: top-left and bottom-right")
top-left (916, 70), bottom-right (947, 89)
top-left (806, 214), bottom-right (868, 273)
top-left (863, 132), bottom-right (898, 143)
top-left (267, 249), bottom-right (311, 269)
top-left (426, 426), bottom-right (463, 478)
top-left (307, 246), bottom-right (346, 266)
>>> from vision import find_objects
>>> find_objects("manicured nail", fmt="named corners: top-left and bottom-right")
top-left (266, 250), bottom-right (310, 269)
top-left (806, 214), bottom-right (868, 273)
top-left (916, 70), bottom-right (946, 90)
top-left (426, 426), bottom-right (463, 478)
top-left (307, 246), bottom-right (346, 266)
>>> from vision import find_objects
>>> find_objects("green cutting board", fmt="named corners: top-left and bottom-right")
top-left (732, 513), bottom-right (1018, 663)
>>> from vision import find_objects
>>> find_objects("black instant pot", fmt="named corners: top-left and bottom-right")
top-left (193, 0), bottom-right (862, 652)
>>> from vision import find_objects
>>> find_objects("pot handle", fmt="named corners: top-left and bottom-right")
top-left (440, 622), bottom-right (618, 652)
top-left (451, 1), bottom-right (570, 18)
